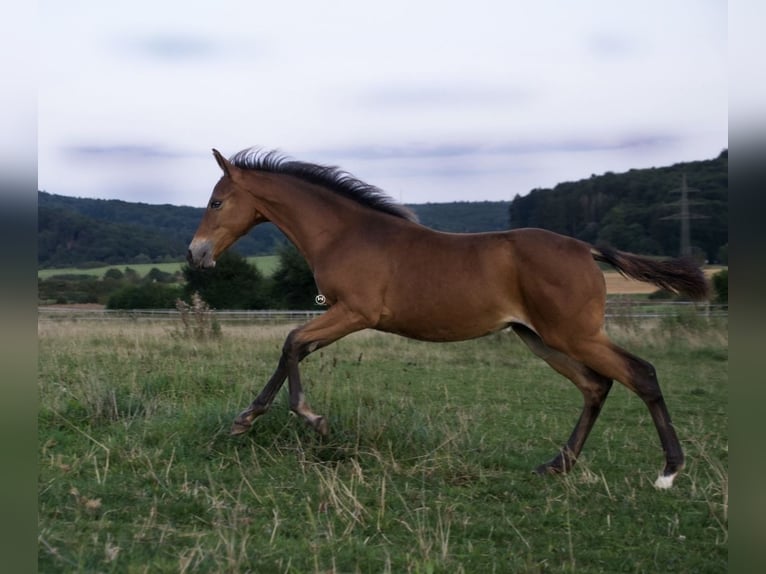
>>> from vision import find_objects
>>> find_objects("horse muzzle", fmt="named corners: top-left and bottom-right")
top-left (187, 238), bottom-right (216, 268)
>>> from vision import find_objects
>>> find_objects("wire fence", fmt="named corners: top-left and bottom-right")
top-left (38, 307), bottom-right (323, 324)
top-left (603, 299), bottom-right (728, 319)
top-left (38, 300), bottom-right (727, 325)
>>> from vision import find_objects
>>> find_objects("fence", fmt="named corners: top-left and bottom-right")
top-left (603, 299), bottom-right (727, 320)
top-left (38, 300), bottom-right (727, 324)
top-left (38, 307), bottom-right (323, 324)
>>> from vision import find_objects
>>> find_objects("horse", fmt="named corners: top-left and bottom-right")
top-left (187, 147), bottom-right (709, 489)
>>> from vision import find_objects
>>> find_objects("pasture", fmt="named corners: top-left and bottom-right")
top-left (38, 314), bottom-right (727, 572)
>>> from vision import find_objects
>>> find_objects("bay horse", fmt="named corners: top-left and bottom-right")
top-left (187, 148), bottom-right (708, 489)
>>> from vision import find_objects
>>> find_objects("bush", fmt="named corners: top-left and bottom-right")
top-left (107, 283), bottom-right (181, 309)
top-left (104, 268), bottom-right (124, 280)
top-left (146, 267), bottom-right (176, 283)
top-left (648, 289), bottom-right (674, 300)
top-left (712, 268), bottom-right (728, 305)
top-left (717, 244), bottom-right (728, 265)
top-left (660, 306), bottom-right (707, 331)
top-left (182, 251), bottom-right (269, 309)
top-left (270, 243), bottom-right (318, 309)
top-left (38, 275), bottom-right (103, 305)
top-left (174, 292), bottom-right (221, 340)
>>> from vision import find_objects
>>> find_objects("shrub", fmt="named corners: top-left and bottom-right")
top-left (712, 268), bottom-right (728, 305)
top-left (174, 292), bottom-right (221, 340)
top-left (104, 268), bottom-right (124, 280)
top-left (182, 251), bottom-right (268, 309)
top-left (648, 289), bottom-right (674, 300)
top-left (270, 243), bottom-right (318, 309)
top-left (106, 283), bottom-right (181, 309)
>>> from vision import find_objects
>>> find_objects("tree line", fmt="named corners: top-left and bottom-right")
top-left (509, 150), bottom-right (728, 263)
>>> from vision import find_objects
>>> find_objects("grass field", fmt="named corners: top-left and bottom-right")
top-left (38, 316), bottom-right (727, 572)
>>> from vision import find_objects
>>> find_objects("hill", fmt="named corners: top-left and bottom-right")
top-left (38, 193), bottom-right (285, 267)
top-left (509, 150), bottom-right (728, 262)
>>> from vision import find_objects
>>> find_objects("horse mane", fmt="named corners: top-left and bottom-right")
top-left (229, 148), bottom-right (418, 222)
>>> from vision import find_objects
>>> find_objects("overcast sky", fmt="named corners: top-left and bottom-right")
top-left (38, 0), bottom-right (727, 207)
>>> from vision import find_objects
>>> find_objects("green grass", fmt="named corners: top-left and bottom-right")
top-left (38, 317), bottom-right (727, 572)
top-left (37, 255), bottom-right (280, 280)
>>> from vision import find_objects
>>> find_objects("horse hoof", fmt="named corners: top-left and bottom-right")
top-left (534, 463), bottom-right (561, 476)
top-left (654, 472), bottom-right (678, 489)
top-left (314, 417), bottom-right (329, 437)
top-left (534, 457), bottom-right (571, 475)
top-left (230, 420), bottom-right (252, 436)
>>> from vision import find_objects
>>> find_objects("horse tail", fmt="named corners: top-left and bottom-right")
top-left (591, 246), bottom-right (709, 301)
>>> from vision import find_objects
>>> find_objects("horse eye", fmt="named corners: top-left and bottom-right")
top-left (210, 200), bottom-right (223, 209)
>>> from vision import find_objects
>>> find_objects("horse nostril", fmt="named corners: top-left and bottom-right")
top-left (188, 240), bottom-right (215, 268)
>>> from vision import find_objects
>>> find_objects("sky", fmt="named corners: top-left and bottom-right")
top-left (38, 0), bottom-right (728, 207)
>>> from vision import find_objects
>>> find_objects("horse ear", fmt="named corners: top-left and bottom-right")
top-left (212, 149), bottom-right (232, 177)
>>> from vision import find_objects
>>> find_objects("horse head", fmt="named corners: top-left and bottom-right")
top-left (187, 149), bottom-right (268, 268)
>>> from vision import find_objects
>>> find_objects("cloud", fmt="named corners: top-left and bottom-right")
top-left (314, 143), bottom-right (482, 162)
top-left (359, 84), bottom-right (533, 110)
top-left (121, 34), bottom-right (221, 61)
top-left (316, 133), bottom-right (676, 163)
top-left (586, 32), bottom-right (639, 58)
top-left (492, 135), bottom-right (677, 155)
top-left (64, 144), bottom-right (195, 162)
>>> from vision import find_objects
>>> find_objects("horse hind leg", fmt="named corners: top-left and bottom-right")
top-left (511, 324), bottom-right (613, 475)
top-left (570, 336), bottom-right (684, 489)
top-left (622, 350), bottom-right (685, 489)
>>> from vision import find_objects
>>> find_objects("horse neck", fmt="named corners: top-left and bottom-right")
top-left (241, 173), bottom-right (357, 263)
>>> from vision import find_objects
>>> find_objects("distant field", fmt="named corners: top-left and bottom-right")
top-left (38, 316), bottom-right (727, 572)
top-left (37, 255), bottom-right (280, 280)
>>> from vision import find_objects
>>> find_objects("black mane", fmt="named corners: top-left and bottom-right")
top-left (229, 148), bottom-right (418, 222)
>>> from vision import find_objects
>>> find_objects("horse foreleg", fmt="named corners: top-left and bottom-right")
top-left (230, 354), bottom-right (289, 435)
top-left (512, 324), bottom-right (613, 474)
top-left (230, 328), bottom-right (324, 435)
top-left (285, 336), bottom-right (329, 436)
top-left (284, 304), bottom-right (372, 435)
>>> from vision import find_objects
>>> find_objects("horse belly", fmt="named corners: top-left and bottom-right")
top-left (376, 287), bottom-right (521, 342)
top-left (366, 231), bottom-right (526, 341)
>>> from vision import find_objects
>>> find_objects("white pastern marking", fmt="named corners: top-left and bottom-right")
top-left (654, 473), bottom-right (677, 489)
